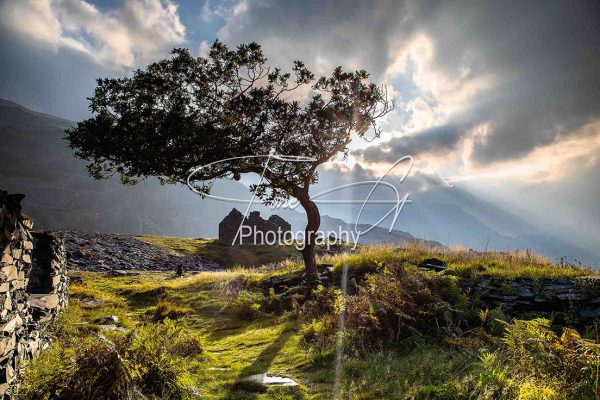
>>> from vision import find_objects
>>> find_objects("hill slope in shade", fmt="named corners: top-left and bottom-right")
top-left (0, 97), bottom-right (245, 236)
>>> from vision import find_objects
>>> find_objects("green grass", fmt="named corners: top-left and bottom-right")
top-left (24, 268), bottom-right (478, 399)
top-left (322, 243), bottom-right (594, 280)
top-left (340, 345), bottom-right (474, 398)
top-left (22, 243), bottom-right (597, 399)
top-left (136, 235), bottom-right (301, 267)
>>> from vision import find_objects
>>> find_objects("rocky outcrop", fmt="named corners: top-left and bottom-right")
top-left (219, 209), bottom-right (291, 244)
top-left (262, 259), bottom-right (600, 327)
top-left (61, 231), bottom-right (221, 273)
top-left (0, 191), bottom-right (68, 398)
top-left (465, 276), bottom-right (600, 324)
top-left (418, 258), bottom-right (448, 272)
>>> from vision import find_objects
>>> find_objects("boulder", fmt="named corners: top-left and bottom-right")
top-left (96, 315), bottom-right (119, 325)
top-left (418, 258), bottom-right (448, 272)
top-left (69, 275), bottom-right (84, 284)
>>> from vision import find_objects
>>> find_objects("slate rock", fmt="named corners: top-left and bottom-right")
top-left (418, 258), bottom-right (447, 271)
top-left (580, 308), bottom-right (600, 320)
top-left (59, 231), bottom-right (223, 273)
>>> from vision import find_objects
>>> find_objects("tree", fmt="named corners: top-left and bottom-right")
top-left (66, 40), bottom-right (392, 279)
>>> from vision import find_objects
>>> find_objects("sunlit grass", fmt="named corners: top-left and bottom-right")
top-left (136, 235), bottom-right (301, 267)
top-left (32, 266), bottom-right (475, 398)
top-left (22, 242), bottom-right (596, 399)
top-left (322, 242), bottom-right (593, 279)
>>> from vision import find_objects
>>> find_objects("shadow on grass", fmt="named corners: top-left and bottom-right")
top-left (117, 286), bottom-right (168, 309)
top-left (204, 316), bottom-right (284, 342)
top-left (226, 327), bottom-right (296, 399)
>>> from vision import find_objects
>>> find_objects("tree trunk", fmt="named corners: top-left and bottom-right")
top-left (297, 191), bottom-right (320, 280)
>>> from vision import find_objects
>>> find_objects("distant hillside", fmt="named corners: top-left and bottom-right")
top-left (0, 98), bottom-right (246, 236)
top-left (309, 167), bottom-right (600, 267)
top-left (282, 214), bottom-right (443, 248)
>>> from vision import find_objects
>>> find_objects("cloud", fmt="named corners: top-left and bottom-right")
top-left (384, 33), bottom-right (494, 126)
top-left (356, 124), bottom-right (464, 163)
top-left (217, 0), bottom-right (425, 78)
top-left (197, 39), bottom-right (211, 57)
top-left (420, 1), bottom-right (600, 167)
top-left (213, 0), bottom-right (600, 184)
top-left (0, 0), bottom-right (186, 69)
top-left (456, 120), bottom-right (600, 183)
top-left (200, 0), bottom-right (232, 22)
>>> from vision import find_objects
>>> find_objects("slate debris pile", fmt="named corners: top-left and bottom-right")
top-left (61, 231), bottom-right (221, 273)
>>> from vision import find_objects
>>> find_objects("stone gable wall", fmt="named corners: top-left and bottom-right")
top-left (0, 191), bottom-right (68, 398)
top-left (219, 208), bottom-right (292, 244)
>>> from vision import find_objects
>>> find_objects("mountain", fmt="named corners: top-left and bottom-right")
top-left (517, 232), bottom-right (596, 266)
top-left (0, 98), bottom-right (598, 267)
top-left (309, 178), bottom-right (600, 266)
top-left (0, 97), bottom-right (251, 236)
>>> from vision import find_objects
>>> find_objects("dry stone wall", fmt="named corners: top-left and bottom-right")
top-left (0, 191), bottom-right (68, 398)
top-left (464, 276), bottom-right (600, 324)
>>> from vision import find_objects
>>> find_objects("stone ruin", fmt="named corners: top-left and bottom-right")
top-left (219, 208), bottom-right (292, 245)
top-left (0, 190), bottom-right (68, 398)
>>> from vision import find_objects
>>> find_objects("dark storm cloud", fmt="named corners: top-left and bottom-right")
top-left (218, 0), bottom-right (600, 165)
top-left (357, 124), bottom-right (463, 163)
top-left (218, 0), bottom-right (432, 78)
top-left (425, 1), bottom-right (600, 164)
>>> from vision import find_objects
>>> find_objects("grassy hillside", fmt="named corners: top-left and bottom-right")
top-left (21, 244), bottom-right (600, 399)
top-left (136, 236), bottom-right (302, 267)
top-left (137, 236), bottom-right (591, 279)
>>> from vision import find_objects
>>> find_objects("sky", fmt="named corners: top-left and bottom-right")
top-left (0, 0), bottom-right (599, 248)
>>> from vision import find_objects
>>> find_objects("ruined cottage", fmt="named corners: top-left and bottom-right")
top-left (219, 208), bottom-right (292, 244)
top-left (0, 191), bottom-right (68, 398)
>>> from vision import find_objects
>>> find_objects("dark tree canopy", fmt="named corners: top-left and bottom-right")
top-left (66, 40), bottom-right (392, 277)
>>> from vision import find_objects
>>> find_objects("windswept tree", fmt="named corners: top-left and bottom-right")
top-left (66, 40), bottom-right (392, 278)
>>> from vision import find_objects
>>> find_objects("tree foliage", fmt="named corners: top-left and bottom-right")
top-left (66, 40), bottom-right (392, 276)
